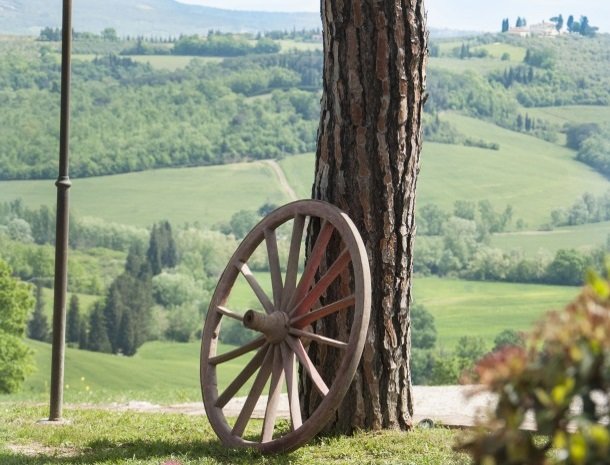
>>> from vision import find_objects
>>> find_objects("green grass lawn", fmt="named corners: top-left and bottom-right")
top-left (0, 405), bottom-right (468, 465)
top-left (414, 276), bottom-right (578, 350)
top-left (5, 339), bottom-right (251, 404)
top-left (0, 161), bottom-right (291, 229)
top-left (491, 221), bottom-right (610, 254)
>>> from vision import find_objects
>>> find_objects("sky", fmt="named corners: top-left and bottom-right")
top-left (176, 0), bottom-right (610, 32)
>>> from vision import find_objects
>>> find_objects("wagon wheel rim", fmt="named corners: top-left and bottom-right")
top-left (200, 200), bottom-right (371, 453)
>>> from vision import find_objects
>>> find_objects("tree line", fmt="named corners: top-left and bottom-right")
top-left (500, 14), bottom-right (598, 36)
top-left (416, 200), bottom-right (607, 287)
top-left (0, 47), bottom-right (322, 180)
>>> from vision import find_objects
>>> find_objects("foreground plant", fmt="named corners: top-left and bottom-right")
top-left (458, 272), bottom-right (610, 464)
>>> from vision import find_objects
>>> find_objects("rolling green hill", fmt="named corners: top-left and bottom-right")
top-left (491, 221), bottom-right (610, 255)
top-left (280, 114), bottom-right (610, 230)
top-left (3, 112), bottom-right (605, 232)
top-left (7, 339), bottom-right (246, 403)
top-left (0, 161), bottom-right (292, 228)
top-left (2, 276), bottom-right (578, 403)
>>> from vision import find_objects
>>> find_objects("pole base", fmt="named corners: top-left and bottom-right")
top-left (37, 418), bottom-right (72, 426)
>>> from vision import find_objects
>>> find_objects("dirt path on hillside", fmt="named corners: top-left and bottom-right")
top-left (262, 160), bottom-right (299, 202)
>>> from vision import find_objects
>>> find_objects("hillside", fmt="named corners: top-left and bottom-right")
top-left (0, 0), bottom-right (321, 36)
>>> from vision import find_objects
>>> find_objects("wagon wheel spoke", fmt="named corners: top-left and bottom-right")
top-left (261, 345), bottom-right (285, 443)
top-left (280, 214), bottom-right (306, 312)
top-left (237, 261), bottom-right (275, 314)
top-left (289, 248), bottom-right (351, 319)
top-left (216, 305), bottom-right (244, 322)
top-left (209, 336), bottom-right (266, 365)
top-left (232, 346), bottom-right (275, 438)
top-left (280, 342), bottom-right (302, 431)
top-left (288, 328), bottom-right (348, 350)
top-left (285, 335), bottom-right (329, 396)
top-left (216, 343), bottom-right (269, 408)
top-left (287, 221), bottom-right (335, 310)
top-left (290, 295), bottom-right (355, 329)
top-left (264, 228), bottom-right (284, 310)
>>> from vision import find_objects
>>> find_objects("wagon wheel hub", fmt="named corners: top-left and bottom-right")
top-left (243, 309), bottom-right (289, 344)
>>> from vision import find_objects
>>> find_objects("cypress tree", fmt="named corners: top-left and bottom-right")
top-left (78, 319), bottom-right (88, 350)
top-left (118, 310), bottom-right (137, 356)
top-left (66, 294), bottom-right (80, 344)
top-left (28, 283), bottom-right (49, 342)
top-left (87, 302), bottom-right (112, 353)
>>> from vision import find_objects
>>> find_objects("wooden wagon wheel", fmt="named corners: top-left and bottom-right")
top-left (200, 200), bottom-right (371, 453)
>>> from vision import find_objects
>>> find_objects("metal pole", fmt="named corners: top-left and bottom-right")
top-left (49, 0), bottom-right (73, 422)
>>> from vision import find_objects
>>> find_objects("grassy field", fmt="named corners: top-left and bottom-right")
top-left (278, 39), bottom-right (322, 52)
top-left (0, 161), bottom-right (292, 228)
top-left (0, 405), bottom-right (468, 465)
top-left (414, 277), bottom-right (578, 350)
top-left (491, 221), bottom-right (610, 254)
top-left (40, 288), bottom-right (100, 319)
top-left (525, 105), bottom-right (610, 127)
top-left (131, 55), bottom-right (222, 69)
top-left (227, 271), bottom-right (577, 350)
top-left (429, 57), bottom-right (514, 74)
top-left (2, 276), bottom-right (577, 404)
top-left (279, 115), bottom-right (610, 230)
top-left (2, 114), bottom-right (606, 232)
top-left (5, 339), bottom-right (250, 404)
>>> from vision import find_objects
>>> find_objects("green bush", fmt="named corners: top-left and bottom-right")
top-left (458, 272), bottom-right (610, 464)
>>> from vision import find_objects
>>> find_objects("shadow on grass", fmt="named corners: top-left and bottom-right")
top-left (0, 438), bottom-right (298, 464)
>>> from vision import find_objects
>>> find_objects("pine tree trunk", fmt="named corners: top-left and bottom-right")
top-left (304, 0), bottom-right (428, 432)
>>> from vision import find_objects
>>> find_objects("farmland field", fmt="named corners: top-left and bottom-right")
top-left (228, 271), bottom-right (577, 349)
top-left (414, 276), bottom-right (578, 349)
top-left (0, 161), bottom-right (292, 228)
top-left (279, 115), bottom-right (610, 230)
top-left (491, 221), bottom-right (610, 254)
top-left (525, 105), bottom-right (610, 127)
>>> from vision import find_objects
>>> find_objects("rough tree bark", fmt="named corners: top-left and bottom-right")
top-left (302, 0), bottom-right (428, 432)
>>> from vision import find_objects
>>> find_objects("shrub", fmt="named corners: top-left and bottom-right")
top-left (458, 272), bottom-right (610, 464)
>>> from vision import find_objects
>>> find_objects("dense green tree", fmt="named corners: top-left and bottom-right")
top-left (147, 221), bottom-right (177, 276)
top-left (0, 259), bottom-right (34, 393)
top-left (87, 302), bottom-right (112, 353)
top-left (66, 294), bottom-right (81, 344)
top-left (453, 200), bottom-right (476, 221)
top-left (78, 319), bottom-right (88, 350)
top-left (27, 283), bottom-right (49, 342)
top-left (493, 329), bottom-right (523, 351)
top-left (411, 304), bottom-right (437, 350)
top-left (117, 310), bottom-right (137, 355)
top-left (546, 249), bottom-right (589, 286)
top-left (418, 204), bottom-right (449, 236)
top-left (228, 209), bottom-right (260, 239)
top-left (550, 14), bottom-right (564, 31)
top-left (567, 15), bottom-right (575, 32)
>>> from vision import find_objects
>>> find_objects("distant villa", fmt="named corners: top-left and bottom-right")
top-left (508, 21), bottom-right (560, 37)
